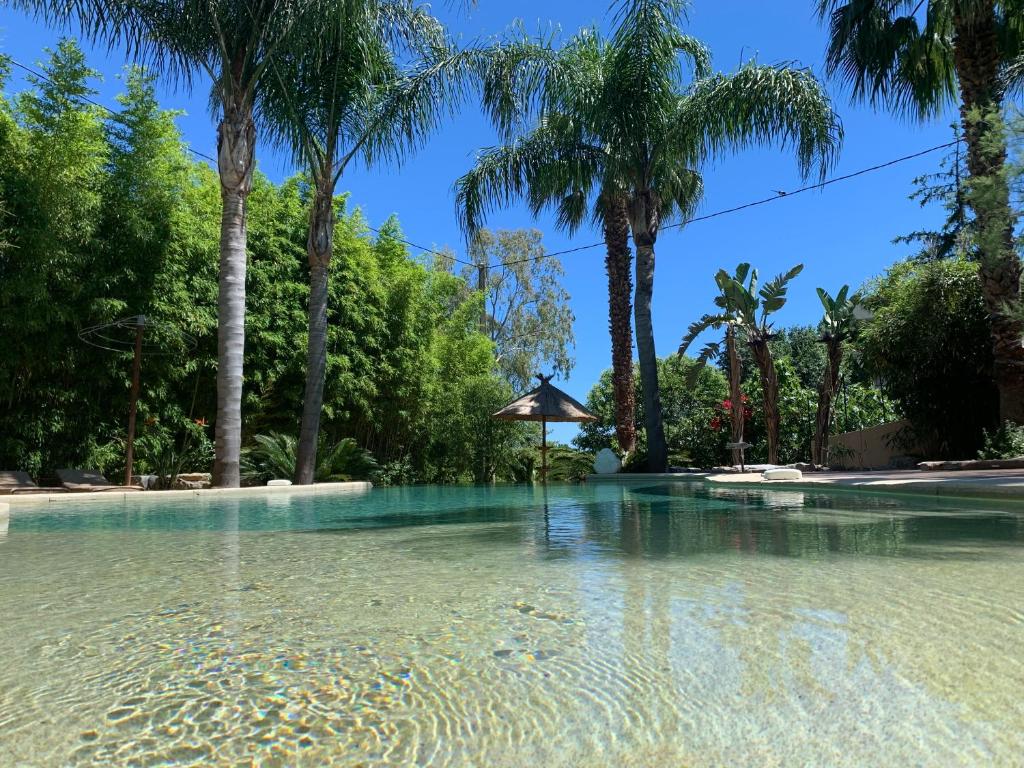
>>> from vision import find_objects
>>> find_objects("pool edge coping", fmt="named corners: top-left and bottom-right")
top-left (0, 481), bottom-right (373, 509)
top-left (587, 472), bottom-right (1024, 504)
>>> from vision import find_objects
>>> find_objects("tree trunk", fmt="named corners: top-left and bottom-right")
top-left (812, 339), bottom-right (843, 467)
top-left (295, 181), bottom-right (335, 485)
top-left (602, 193), bottom-right (637, 455)
top-left (751, 339), bottom-right (780, 464)
top-left (952, 5), bottom-right (1024, 423)
top-left (212, 96), bottom-right (255, 488)
top-left (726, 326), bottom-right (743, 465)
top-left (628, 191), bottom-right (667, 472)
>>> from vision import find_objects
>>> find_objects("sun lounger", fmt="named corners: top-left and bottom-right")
top-left (0, 470), bottom-right (66, 495)
top-left (56, 469), bottom-right (144, 492)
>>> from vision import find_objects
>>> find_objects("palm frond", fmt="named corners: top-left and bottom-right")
top-left (454, 118), bottom-right (606, 235)
top-left (678, 63), bottom-right (842, 181)
top-left (678, 312), bottom-right (729, 355)
top-left (817, 0), bottom-right (957, 119)
top-left (759, 263), bottom-right (804, 319)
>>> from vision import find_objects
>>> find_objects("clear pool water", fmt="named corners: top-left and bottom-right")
top-left (1, 482), bottom-right (1023, 766)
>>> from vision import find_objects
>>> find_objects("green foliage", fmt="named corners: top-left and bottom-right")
top-left (817, 284), bottom-right (862, 340)
top-left (739, 357), bottom-right (892, 464)
top-left (462, 228), bottom-right (575, 391)
top-left (575, 355), bottom-right (729, 468)
top-left (241, 432), bottom-right (379, 484)
top-left (817, 0), bottom-right (1022, 120)
top-left (545, 446), bottom-right (594, 483)
top-left (856, 258), bottom-right (998, 457)
top-left (763, 326), bottom-right (828, 389)
top-left (977, 421), bottom-right (1024, 459)
top-left (133, 418), bottom-right (214, 488)
top-left (894, 124), bottom-right (975, 261)
top-left (0, 44), bottom-right (543, 484)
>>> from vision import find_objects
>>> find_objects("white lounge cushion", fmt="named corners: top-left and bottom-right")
top-left (267, 479), bottom-right (293, 487)
top-left (762, 468), bottom-right (802, 481)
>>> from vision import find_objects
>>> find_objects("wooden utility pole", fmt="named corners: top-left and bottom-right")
top-left (477, 260), bottom-right (489, 335)
top-left (124, 316), bottom-right (145, 487)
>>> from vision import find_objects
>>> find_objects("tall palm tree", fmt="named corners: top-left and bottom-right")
top-left (678, 263), bottom-right (753, 467)
top-left (261, 2), bottom-right (474, 483)
top-left (456, 34), bottom-right (639, 456)
top-left (17, 0), bottom-right (331, 486)
top-left (812, 285), bottom-right (861, 466)
top-left (459, 0), bottom-right (841, 471)
top-left (818, 0), bottom-right (1024, 423)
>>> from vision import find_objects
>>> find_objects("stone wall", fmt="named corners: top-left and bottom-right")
top-left (827, 419), bottom-right (924, 470)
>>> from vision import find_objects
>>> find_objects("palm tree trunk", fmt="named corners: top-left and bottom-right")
top-left (952, 5), bottom-right (1024, 423)
top-left (812, 340), bottom-right (843, 466)
top-left (212, 97), bottom-right (255, 488)
top-left (726, 326), bottom-right (743, 465)
top-left (635, 241), bottom-right (667, 471)
top-left (295, 182), bottom-right (335, 485)
top-left (602, 193), bottom-right (637, 455)
top-left (751, 339), bottom-right (780, 464)
top-left (629, 192), bottom-right (667, 472)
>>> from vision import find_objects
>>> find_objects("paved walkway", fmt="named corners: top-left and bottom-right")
top-left (0, 480), bottom-right (373, 508)
top-left (706, 469), bottom-right (1024, 501)
top-left (588, 469), bottom-right (1024, 501)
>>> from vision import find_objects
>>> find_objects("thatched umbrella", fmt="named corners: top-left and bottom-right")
top-left (492, 374), bottom-right (597, 482)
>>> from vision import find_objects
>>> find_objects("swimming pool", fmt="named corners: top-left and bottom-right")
top-left (1, 482), bottom-right (1022, 766)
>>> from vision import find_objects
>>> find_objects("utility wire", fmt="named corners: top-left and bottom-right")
top-left (373, 138), bottom-right (963, 271)
top-left (1, 52), bottom-right (962, 274)
top-left (0, 52), bottom-right (219, 164)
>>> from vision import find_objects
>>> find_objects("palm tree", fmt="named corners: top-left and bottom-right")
top-left (456, 34), bottom-right (639, 456)
top-left (678, 263), bottom-right (753, 467)
top-left (18, 0), bottom-right (331, 486)
top-left (459, 0), bottom-right (841, 471)
top-left (688, 263), bottom-right (804, 465)
top-left (818, 0), bottom-right (1024, 424)
top-left (261, 2), bottom-right (472, 483)
top-left (812, 285), bottom-right (861, 466)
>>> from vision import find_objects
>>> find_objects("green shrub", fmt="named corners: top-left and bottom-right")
top-left (241, 433), bottom-right (379, 484)
top-left (545, 447), bottom-right (594, 482)
top-left (977, 422), bottom-right (1024, 460)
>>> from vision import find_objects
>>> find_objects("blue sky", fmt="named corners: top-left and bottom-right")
top-left (0, 1), bottom-right (958, 443)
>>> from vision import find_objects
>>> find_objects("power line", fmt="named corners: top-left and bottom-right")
top-left (0, 52), bottom-right (219, 165)
top-left (1, 52), bottom-right (962, 273)
top-left (372, 138), bottom-right (963, 271)
top-left (664, 138), bottom-right (963, 231)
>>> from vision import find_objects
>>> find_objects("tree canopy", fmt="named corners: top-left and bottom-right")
top-left (0, 41), bottom-right (551, 483)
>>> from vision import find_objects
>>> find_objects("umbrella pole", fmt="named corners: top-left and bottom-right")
top-left (124, 324), bottom-right (144, 487)
top-left (541, 416), bottom-right (548, 484)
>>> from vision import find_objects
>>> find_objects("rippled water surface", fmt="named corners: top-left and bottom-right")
top-left (2, 482), bottom-right (1023, 766)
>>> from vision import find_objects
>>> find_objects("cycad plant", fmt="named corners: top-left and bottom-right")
top-left (458, 0), bottom-right (840, 471)
top-left (683, 263), bottom-right (803, 464)
top-left (818, 0), bottom-right (1024, 423)
top-left (241, 432), bottom-right (379, 484)
top-left (260, 1), bottom-right (474, 483)
top-left (678, 263), bottom-right (752, 467)
top-left (812, 285), bottom-right (861, 466)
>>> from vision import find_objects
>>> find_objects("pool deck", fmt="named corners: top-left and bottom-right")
top-left (0, 480), bottom-right (372, 509)
top-left (589, 469), bottom-right (1024, 502)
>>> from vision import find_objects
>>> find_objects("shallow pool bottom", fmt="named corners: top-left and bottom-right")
top-left (1, 483), bottom-right (1022, 766)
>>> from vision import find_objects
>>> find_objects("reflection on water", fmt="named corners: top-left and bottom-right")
top-left (1, 483), bottom-right (1023, 766)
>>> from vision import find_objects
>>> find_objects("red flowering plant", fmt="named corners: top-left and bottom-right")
top-left (709, 394), bottom-right (752, 431)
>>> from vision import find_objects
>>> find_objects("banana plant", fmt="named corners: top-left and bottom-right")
top-left (679, 263), bottom-right (753, 466)
top-left (812, 285), bottom-right (862, 466)
top-left (682, 262), bottom-right (803, 464)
